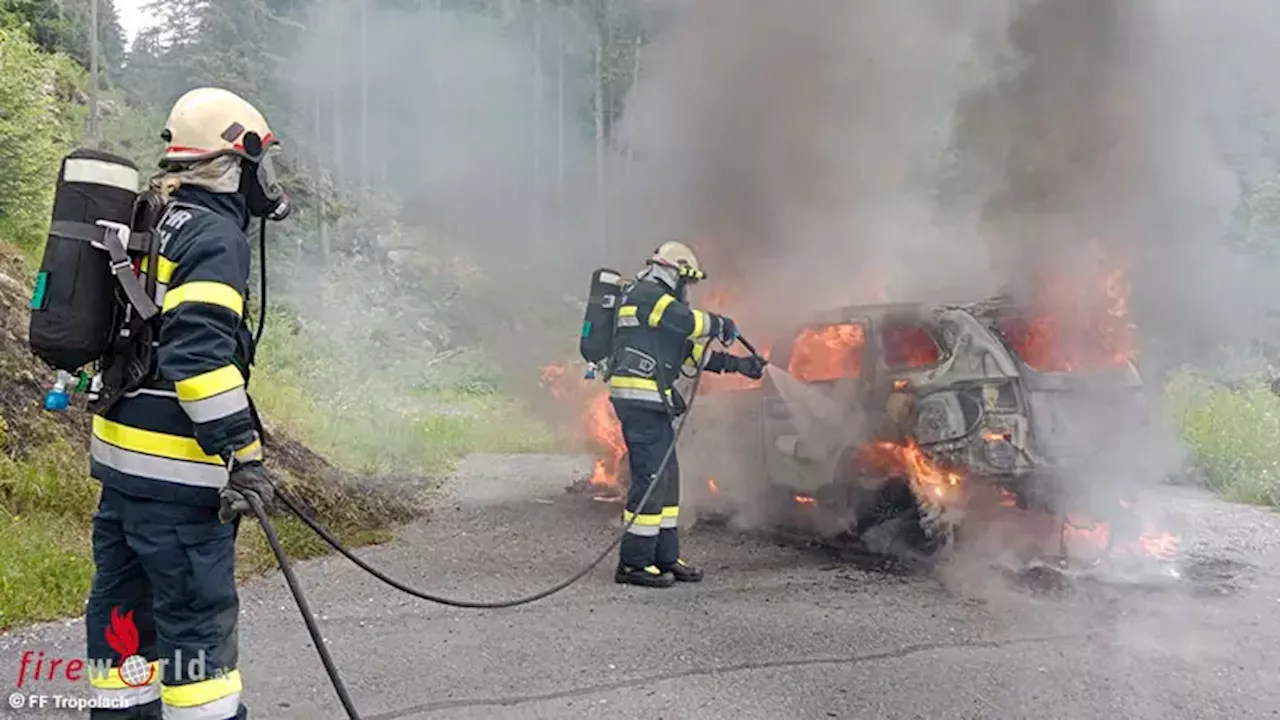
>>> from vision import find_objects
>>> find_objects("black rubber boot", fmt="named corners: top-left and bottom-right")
top-left (615, 564), bottom-right (676, 588)
top-left (660, 558), bottom-right (704, 582)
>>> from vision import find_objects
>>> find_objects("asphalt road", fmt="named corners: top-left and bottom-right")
top-left (3, 453), bottom-right (1280, 720)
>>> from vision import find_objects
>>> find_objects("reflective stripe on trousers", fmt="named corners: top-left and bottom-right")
top-left (161, 670), bottom-right (243, 719)
top-left (661, 505), bottom-right (678, 529)
top-left (89, 661), bottom-right (162, 708)
top-left (623, 509), bottom-right (661, 537)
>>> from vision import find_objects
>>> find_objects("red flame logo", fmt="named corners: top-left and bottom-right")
top-left (105, 606), bottom-right (155, 688)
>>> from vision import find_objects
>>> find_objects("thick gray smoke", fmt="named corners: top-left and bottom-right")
top-left (617, 0), bottom-right (1027, 325)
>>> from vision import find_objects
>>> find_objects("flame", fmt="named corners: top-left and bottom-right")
top-left (998, 240), bottom-right (1137, 372)
top-left (788, 323), bottom-right (865, 383)
top-left (585, 393), bottom-right (626, 490)
top-left (854, 440), bottom-right (964, 508)
top-left (1062, 512), bottom-right (1181, 562)
top-left (793, 494), bottom-right (816, 505)
top-left (707, 478), bottom-right (721, 495)
top-left (540, 361), bottom-right (626, 494)
top-left (697, 288), bottom-right (770, 393)
top-left (105, 607), bottom-right (140, 658)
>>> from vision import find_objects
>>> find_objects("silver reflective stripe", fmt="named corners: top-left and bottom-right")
top-left (609, 387), bottom-right (664, 403)
top-left (123, 387), bottom-right (178, 399)
top-left (64, 157), bottom-right (140, 192)
top-left (91, 437), bottom-right (229, 489)
top-left (155, 282), bottom-right (168, 306)
top-left (660, 516), bottom-right (678, 529)
top-left (617, 315), bottom-right (640, 327)
top-left (625, 523), bottom-right (660, 537)
top-left (163, 692), bottom-right (241, 720)
top-left (180, 386), bottom-right (249, 423)
top-left (94, 684), bottom-right (160, 707)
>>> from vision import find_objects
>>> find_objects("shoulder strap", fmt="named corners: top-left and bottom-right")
top-left (47, 219), bottom-right (160, 321)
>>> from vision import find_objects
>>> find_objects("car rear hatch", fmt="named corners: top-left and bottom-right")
top-left (1018, 364), bottom-right (1147, 469)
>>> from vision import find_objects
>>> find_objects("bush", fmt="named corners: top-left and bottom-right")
top-left (0, 25), bottom-right (77, 256)
top-left (1165, 370), bottom-right (1280, 506)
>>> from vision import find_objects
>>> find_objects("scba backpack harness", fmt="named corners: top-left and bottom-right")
top-left (29, 148), bottom-right (197, 413)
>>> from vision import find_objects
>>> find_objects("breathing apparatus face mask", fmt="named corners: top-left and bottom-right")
top-left (240, 132), bottom-right (291, 222)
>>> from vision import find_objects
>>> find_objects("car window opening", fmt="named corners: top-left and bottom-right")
top-left (787, 323), bottom-right (865, 383)
top-left (882, 324), bottom-right (940, 369)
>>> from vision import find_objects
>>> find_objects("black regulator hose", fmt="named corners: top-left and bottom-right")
top-left (253, 216), bottom-right (267, 347)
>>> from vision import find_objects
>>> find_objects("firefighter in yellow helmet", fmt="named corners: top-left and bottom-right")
top-left (607, 240), bottom-right (766, 587)
top-left (83, 87), bottom-right (289, 719)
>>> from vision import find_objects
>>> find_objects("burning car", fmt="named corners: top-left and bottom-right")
top-left (683, 294), bottom-right (1150, 557)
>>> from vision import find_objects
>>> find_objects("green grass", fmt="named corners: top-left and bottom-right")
top-left (247, 306), bottom-right (556, 478)
top-left (1165, 369), bottom-right (1280, 506)
top-left (0, 417), bottom-right (98, 630)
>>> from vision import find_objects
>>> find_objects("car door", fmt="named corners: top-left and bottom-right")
top-left (761, 316), bottom-right (874, 495)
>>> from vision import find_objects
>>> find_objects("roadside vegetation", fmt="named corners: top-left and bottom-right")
top-left (1165, 370), bottom-right (1280, 507)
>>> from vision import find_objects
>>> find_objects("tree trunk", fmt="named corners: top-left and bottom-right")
top-left (594, 3), bottom-right (608, 256)
top-left (627, 34), bottom-right (641, 180)
top-left (360, 0), bottom-right (370, 192)
top-left (89, 0), bottom-right (99, 141)
top-left (557, 1), bottom-right (566, 213)
top-left (532, 0), bottom-right (543, 248)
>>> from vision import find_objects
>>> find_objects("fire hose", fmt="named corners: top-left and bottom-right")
top-left (249, 336), bottom-right (763, 719)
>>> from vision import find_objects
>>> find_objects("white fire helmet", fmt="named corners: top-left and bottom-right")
top-left (650, 240), bottom-right (706, 281)
top-left (160, 87), bottom-right (276, 166)
top-left (159, 87), bottom-right (290, 220)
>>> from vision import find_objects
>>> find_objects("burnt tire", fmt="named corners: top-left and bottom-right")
top-left (854, 478), bottom-right (953, 561)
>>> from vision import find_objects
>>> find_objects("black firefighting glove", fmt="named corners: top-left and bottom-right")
top-left (726, 354), bottom-right (766, 380)
top-left (218, 461), bottom-right (276, 523)
top-left (713, 314), bottom-right (739, 345)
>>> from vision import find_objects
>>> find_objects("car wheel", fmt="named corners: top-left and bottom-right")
top-left (854, 477), bottom-right (953, 561)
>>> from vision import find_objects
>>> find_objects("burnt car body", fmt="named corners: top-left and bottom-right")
top-left (684, 297), bottom-right (1148, 553)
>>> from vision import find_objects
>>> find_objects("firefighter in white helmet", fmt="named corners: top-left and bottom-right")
top-left (83, 87), bottom-right (289, 720)
top-left (607, 240), bottom-right (765, 587)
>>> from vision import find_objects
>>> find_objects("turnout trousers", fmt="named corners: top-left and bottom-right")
top-left (85, 486), bottom-right (247, 719)
top-left (614, 402), bottom-right (682, 570)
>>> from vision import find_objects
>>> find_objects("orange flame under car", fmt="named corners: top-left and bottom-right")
top-left (1062, 512), bottom-right (1181, 562)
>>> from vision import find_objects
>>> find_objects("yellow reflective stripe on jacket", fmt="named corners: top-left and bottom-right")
top-left (648, 294), bottom-right (675, 328)
top-left (92, 416), bottom-right (223, 466)
top-left (162, 281), bottom-right (243, 316)
top-left (139, 255), bottom-right (177, 284)
top-left (161, 669), bottom-right (242, 717)
top-left (609, 376), bottom-right (659, 392)
top-left (175, 365), bottom-right (249, 424)
top-left (686, 340), bottom-right (708, 369)
top-left (234, 438), bottom-right (263, 463)
top-left (690, 309), bottom-right (706, 338)
top-left (175, 364), bottom-right (244, 402)
top-left (618, 305), bottom-right (638, 318)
